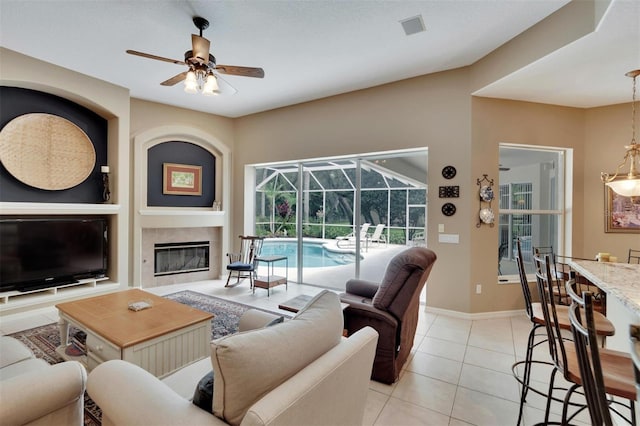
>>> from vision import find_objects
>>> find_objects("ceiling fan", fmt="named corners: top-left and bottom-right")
top-left (126, 16), bottom-right (264, 95)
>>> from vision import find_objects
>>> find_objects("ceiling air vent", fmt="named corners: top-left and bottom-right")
top-left (400, 15), bottom-right (426, 36)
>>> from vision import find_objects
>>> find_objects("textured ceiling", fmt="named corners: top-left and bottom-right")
top-left (1, 0), bottom-right (638, 118)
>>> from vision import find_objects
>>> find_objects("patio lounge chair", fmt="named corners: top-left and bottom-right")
top-left (336, 223), bottom-right (370, 248)
top-left (411, 230), bottom-right (425, 246)
top-left (368, 224), bottom-right (387, 246)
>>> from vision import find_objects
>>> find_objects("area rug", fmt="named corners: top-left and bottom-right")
top-left (163, 290), bottom-right (289, 339)
top-left (7, 290), bottom-right (287, 426)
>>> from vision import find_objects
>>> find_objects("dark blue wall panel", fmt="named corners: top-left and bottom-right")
top-left (147, 141), bottom-right (216, 207)
top-left (0, 87), bottom-right (108, 203)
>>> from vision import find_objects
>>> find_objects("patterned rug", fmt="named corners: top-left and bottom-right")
top-left (163, 290), bottom-right (286, 339)
top-left (7, 290), bottom-right (286, 426)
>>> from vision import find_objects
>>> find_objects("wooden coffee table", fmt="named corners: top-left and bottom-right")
top-left (55, 289), bottom-right (213, 378)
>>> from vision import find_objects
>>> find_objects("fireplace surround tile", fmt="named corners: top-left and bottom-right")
top-left (141, 227), bottom-right (221, 288)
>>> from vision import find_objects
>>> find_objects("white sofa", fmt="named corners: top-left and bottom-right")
top-left (0, 335), bottom-right (87, 426)
top-left (87, 291), bottom-right (378, 426)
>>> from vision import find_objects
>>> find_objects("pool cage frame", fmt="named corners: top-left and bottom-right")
top-left (254, 158), bottom-right (427, 246)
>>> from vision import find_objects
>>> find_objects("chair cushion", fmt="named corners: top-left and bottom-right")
top-left (227, 262), bottom-right (254, 271)
top-left (210, 290), bottom-right (343, 426)
top-left (0, 336), bottom-right (35, 369)
top-left (0, 357), bottom-right (50, 381)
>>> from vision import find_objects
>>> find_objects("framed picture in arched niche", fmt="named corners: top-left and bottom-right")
top-left (147, 141), bottom-right (215, 207)
top-left (163, 163), bottom-right (202, 196)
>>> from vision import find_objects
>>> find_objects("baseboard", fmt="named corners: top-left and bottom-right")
top-left (424, 306), bottom-right (523, 320)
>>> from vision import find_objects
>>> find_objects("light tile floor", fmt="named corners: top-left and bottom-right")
top-left (0, 279), bottom-right (606, 425)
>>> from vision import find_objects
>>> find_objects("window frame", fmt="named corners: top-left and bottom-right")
top-left (498, 144), bottom-right (568, 282)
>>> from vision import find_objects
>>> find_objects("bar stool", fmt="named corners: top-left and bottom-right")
top-left (630, 324), bottom-right (640, 420)
top-left (567, 282), bottom-right (636, 425)
top-left (512, 240), bottom-right (615, 425)
top-left (534, 254), bottom-right (635, 425)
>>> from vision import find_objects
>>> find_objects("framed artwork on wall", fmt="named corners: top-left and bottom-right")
top-left (604, 181), bottom-right (640, 233)
top-left (163, 163), bottom-right (202, 196)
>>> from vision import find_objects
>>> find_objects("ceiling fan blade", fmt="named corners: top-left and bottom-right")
top-left (216, 65), bottom-right (265, 78)
top-left (191, 34), bottom-right (210, 63)
top-left (213, 73), bottom-right (238, 96)
top-left (161, 72), bottom-right (188, 86)
top-left (126, 50), bottom-right (185, 65)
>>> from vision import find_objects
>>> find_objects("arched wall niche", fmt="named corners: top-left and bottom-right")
top-left (1, 80), bottom-right (117, 120)
top-left (132, 125), bottom-right (230, 288)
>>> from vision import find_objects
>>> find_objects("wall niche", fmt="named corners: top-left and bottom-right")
top-left (0, 86), bottom-right (108, 203)
top-left (147, 141), bottom-right (216, 207)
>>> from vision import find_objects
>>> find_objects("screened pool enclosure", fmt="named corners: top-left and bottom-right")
top-left (255, 159), bottom-right (426, 243)
top-left (250, 152), bottom-right (428, 290)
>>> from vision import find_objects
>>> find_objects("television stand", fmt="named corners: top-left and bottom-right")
top-left (0, 276), bottom-right (115, 310)
top-left (18, 279), bottom-right (79, 293)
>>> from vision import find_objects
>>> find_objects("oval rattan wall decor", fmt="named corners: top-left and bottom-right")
top-left (0, 113), bottom-right (96, 190)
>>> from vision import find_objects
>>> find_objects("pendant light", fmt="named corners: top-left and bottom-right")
top-left (601, 70), bottom-right (640, 197)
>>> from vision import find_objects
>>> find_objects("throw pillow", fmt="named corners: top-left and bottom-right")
top-left (210, 290), bottom-right (343, 425)
top-left (191, 314), bottom-right (285, 413)
top-left (192, 371), bottom-right (214, 413)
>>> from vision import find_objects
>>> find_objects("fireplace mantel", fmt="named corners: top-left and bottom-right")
top-left (139, 208), bottom-right (224, 229)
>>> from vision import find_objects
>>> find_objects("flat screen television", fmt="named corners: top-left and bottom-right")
top-left (0, 217), bottom-right (108, 293)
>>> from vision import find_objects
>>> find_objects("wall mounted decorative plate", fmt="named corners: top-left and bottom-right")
top-left (479, 185), bottom-right (494, 202)
top-left (479, 207), bottom-right (495, 224)
top-left (441, 165), bottom-right (457, 179)
top-left (441, 202), bottom-right (457, 216)
top-left (0, 113), bottom-right (95, 190)
top-left (476, 174), bottom-right (495, 227)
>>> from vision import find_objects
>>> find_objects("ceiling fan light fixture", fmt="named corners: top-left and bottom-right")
top-left (202, 73), bottom-right (219, 96)
top-left (126, 16), bottom-right (262, 97)
top-left (601, 69), bottom-right (640, 197)
top-left (184, 70), bottom-right (198, 94)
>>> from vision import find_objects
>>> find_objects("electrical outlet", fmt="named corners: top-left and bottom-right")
top-left (476, 284), bottom-right (482, 294)
top-left (438, 224), bottom-right (445, 233)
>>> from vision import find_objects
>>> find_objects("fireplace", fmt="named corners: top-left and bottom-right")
top-left (141, 227), bottom-right (221, 288)
top-left (154, 241), bottom-right (210, 276)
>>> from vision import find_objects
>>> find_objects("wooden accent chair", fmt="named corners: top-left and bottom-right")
top-left (225, 236), bottom-right (264, 288)
top-left (339, 247), bottom-right (436, 384)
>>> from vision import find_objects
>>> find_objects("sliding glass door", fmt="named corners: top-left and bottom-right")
top-left (252, 149), bottom-right (428, 291)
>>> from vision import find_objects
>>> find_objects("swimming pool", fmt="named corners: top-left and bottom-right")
top-left (260, 240), bottom-right (356, 268)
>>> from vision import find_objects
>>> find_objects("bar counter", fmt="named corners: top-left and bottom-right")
top-left (569, 259), bottom-right (640, 351)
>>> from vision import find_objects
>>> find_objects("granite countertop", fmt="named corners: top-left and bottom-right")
top-left (569, 260), bottom-right (640, 317)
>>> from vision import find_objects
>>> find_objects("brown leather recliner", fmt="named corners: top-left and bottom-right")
top-left (339, 247), bottom-right (437, 384)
